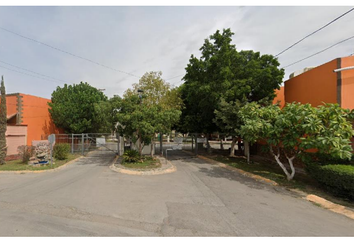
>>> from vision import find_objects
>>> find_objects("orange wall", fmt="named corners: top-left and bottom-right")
top-left (4, 95), bottom-right (18, 118)
top-left (272, 87), bottom-right (285, 108)
top-left (340, 56), bottom-right (354, 110)
top-left (284, 59), bottom-right (338, 107)
top-left (20, 94), bottom-right (62, 145)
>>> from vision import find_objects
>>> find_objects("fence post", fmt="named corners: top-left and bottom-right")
top-left (192, 135), bottom-right (194, 151)
top-left (81, 133), bottom-right (84, 155)
top-left (195, 134), bottom-right (198, 155)
top-left (71, 134), bottom-right (74, 154)
top-left (159, 132), bottom-right (163, 155)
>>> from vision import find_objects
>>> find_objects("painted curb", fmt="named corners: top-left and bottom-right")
top-left (110, 156), bottom-right (177, 176)
top-left (306, 194), bottom-right (354, 220)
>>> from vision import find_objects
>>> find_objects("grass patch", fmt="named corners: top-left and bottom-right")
top-left (122, 157), bottom-right (161, 170)
top-left (0, 153), bottom-right (81, 171)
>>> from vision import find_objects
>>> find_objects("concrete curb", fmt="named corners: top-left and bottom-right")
top-left (110, 156), bottom-right (177, 176)
top-left (0, 155), bottom-right (83, 174)
top-left (191, 152), bottom-right (354, 221)
top-left (306, 194), bottom-right (354, 220)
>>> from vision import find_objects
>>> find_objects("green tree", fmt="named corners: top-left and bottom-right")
top-left (214, 98), bottom-right (245, 156)
top-left (117, 72), bottom-right (182, 156)
top-left (124, 71), bottom-right (183, 111)
top-left (116, 94), bottom-right (180, 156)
top-left (180, 28), bottom-right (284, 151)
top-left (0, 76), bottom-right (7, 164)
top-left (93, 95), bottom-right (122, 133)
top-left (239, 102), bottom-right (354, 181)
top-left (48, 82), bottom-right (107, 133)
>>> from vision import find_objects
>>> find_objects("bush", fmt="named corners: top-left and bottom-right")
top-left (17, 145), bottom-right (35, 163)
top-left (53, 143), bottom-right (70, 160)
top-left (305, 162), bottom-right (354, 200)
top-left (122, 150), bottom-right (140, 164)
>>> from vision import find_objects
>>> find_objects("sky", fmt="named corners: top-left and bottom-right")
top-left (0, 3), bottom-right (354, 99)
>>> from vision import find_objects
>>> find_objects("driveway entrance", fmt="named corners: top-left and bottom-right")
top-left (0, 150), bottom-right (353, 236)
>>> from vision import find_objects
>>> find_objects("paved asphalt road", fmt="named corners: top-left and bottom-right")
top-left (0, 150), bottom-right (354, 237)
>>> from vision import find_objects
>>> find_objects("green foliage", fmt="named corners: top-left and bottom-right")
top-left (124, 71), bottom-right (183, 111)
top-left (93, 95), bottom-right (122, 133)
top-left (17, 145), bottom-right (35, 164)
top-left (117, 72), bottom-right (182, 155)
top-left (305, 162), bottom-right (354, 200)
top-left (53, 143), bottom-right (71, 160)
top-left (48, 82), bottom-right (108, 133)
top-left (122, 149), bottom-right (140, 163)
top-left (0, 76), bottom-right (6, 164)
top-left (240, 102), bottom-right (354, 159)
top-left (180, 28), bottom-right (284, 133)
top-left (239, 102), bottom-right (354, 180)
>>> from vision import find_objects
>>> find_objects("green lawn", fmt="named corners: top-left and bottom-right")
top-left (0, 153), bottom-right (81, 171)
top-left (122, 157), bottom-right (161, 169)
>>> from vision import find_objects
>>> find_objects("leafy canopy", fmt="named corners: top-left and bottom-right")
top-left (180, 28), bottom-right (284, 134)
top-left (48, 82), bottom-right (107, 133)
top-left (239, 102), bottom-right (354, 180)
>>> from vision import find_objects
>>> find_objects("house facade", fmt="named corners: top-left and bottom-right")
top-left (3, 93), bottom-right (62, 158)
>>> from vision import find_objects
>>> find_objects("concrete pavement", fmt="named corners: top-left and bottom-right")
top-left (0, 150), bottom-right (353, 236)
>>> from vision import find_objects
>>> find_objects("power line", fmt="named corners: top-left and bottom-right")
top-left (0, 26), bottom-right (140, 79)
top-left (0, 64), bottom-right (67, 84)
top-left (282, 35), bottom-right (354, 68)
top-left (166, 74), bottom-right (184, 80)
top-left (0, 59), bottom-right (68, 83)
top-left (275, 7), bottom-right (354, 57)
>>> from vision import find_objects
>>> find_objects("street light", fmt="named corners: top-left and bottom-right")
top-left (333, 66), bottom-right (354, 72)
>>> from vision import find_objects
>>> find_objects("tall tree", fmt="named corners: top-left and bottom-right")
top-left (117, 72), bottom-right (182, 155)
top-left (48, 82), bottom-right (107, 133)
top-left (180, 28), bottom-right (284, 150)
top-left (0, 76), bottom-right (7, 165)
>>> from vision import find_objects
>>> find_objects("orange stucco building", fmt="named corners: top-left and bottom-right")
top-left (284, 56), bottom-right (354, 109)
top-left (272, 56), bottom-right (354, 151)
top-left (3, 93), bottom-right (62, 156)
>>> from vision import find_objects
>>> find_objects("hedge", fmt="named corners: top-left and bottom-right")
top-left (306, 162), bottom-right (354, 200)
top-left (53, 143), bottom-right (70, 160)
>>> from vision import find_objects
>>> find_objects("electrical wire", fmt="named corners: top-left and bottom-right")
top-left (0, 26), bottom-right (140, 79)
top-left (0, 59), bottom-right (68, 83)
top-left (0, 64), bottom-right (68, 84)
top-left (275, 7), bottom-right (354, 57)
top-left (282, 35), bottom-right (354, 68)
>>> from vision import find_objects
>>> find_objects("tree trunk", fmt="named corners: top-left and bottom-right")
top-left (269, 146), bottom-right (295, 181)
top-left (220, 135), bottom-right (224, 150)
top-left (244, 140), bottom-right (250, 164)
top-left (206, 133), bottom-right (212, 154)
top-left (229, 137), bottom-right (237, 157)
top-left (138, 135), bottom-right (142, 156)
top-left (150, 138), bottom-right (154, 157)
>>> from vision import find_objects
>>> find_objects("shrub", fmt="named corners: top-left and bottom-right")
top-left (305, 162), bottom-right (354, 200)
top-left (17, 145), bottom-right (35, 163)
top-left (122, 150), bottom-right (140, 164)
top-left (53, 143), bottom-right (70, 160)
